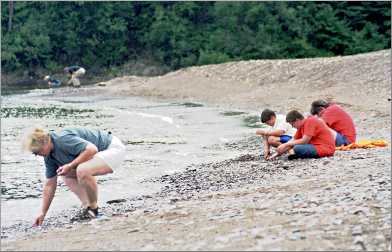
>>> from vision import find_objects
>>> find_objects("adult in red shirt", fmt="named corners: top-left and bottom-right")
top-left (310, 100), bottom-right (356, 146)
top-left (271, 110), bottom-right (335, 160)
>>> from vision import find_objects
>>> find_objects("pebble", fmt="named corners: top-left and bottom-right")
top-left (127, 228), bottom-right (140, 233)
top-left (357, 206), bottom-right (371, 215)
top-left (353, 236), bottom-right (366, 250)
top-left (333, 219), bottom-right (343, 225)
top-left (352, 226), bottom-right (363, 236)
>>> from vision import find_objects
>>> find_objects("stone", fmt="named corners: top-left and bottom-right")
top-left (352, 226), bottom-right (363, 236)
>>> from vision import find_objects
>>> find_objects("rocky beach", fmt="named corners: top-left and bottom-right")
top-left (1, 50), bottom-right (390, 251)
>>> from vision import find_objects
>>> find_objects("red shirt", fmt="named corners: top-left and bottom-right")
top-left (294, 116), bottom-right (335, 157)
top-left (320, 104), bottom-right (356, 143)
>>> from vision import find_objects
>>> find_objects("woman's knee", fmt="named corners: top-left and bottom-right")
top-left (76, 167), bottom-right (89, 181)
top-left (76, 162), bottom-right (94, 181)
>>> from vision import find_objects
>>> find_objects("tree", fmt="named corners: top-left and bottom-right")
top-left (8, 1), bottom-right (13, 31)
top-left (1, 2), bottom-right (390, 74)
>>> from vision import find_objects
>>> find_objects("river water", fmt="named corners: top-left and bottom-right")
top-left (1, 86), bottom-right (260, 230)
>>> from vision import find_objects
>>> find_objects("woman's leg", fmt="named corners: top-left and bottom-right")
top-left (76, 156), bottom-right (113, 209)
top-left (62, 170), bottom-right (89, 207)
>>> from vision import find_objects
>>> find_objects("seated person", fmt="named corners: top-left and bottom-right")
top-left (310, 99), bottom-right (356, 147)
top-left (44, 75), bottom-right (62, 88)
top-left (271, 110), bottom-right (335, 160)
top-left (256, 109), bottom-right (296, 160)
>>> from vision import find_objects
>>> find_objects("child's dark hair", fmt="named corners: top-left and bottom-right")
top-left (260, 109), bottom-right (276, 123)
top-left (310, 100), bottom-right (330, 115)
top-left (286, 110), bottom-right (304, 123)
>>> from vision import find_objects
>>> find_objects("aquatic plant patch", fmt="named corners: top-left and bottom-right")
top-left (1, 106), bottom-right (95, 119)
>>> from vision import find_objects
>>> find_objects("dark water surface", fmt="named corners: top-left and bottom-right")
top-left (1, 87), bottom-right (259, 232)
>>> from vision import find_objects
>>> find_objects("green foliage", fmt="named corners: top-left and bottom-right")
top-left (1, 2), bottom-right (390, 74)
top-left (197, 50), bottom-right (231, 65)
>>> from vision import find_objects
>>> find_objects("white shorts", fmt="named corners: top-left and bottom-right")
top-left (95, 135), bottom-right (126, 170)
top-left (73, 67), bottom-right (86, 77)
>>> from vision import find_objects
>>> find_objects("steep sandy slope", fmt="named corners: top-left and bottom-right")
top-left (98, 49), bottom-right (390, 116)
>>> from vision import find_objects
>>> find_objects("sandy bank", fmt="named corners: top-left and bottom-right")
top-left (95, 50), bottom-right (390, 114)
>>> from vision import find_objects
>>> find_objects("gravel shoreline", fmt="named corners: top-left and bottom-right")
top-left (2, 129), bottom-right (390, 250)
top-left (2, 50), bottom-right (390, 250)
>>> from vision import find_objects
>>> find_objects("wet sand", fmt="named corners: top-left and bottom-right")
top-left (2, 50), bottom-right (391, 250)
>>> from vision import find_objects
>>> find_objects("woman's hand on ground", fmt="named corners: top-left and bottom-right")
top-left (33, 213), bottom-right (45, 227)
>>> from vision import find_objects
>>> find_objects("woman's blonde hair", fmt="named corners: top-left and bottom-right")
top-left (22, 127), bottom-right (50, 152)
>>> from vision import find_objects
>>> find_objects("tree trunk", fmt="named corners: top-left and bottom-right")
top-left (8, 1), bottom-right (14, 32)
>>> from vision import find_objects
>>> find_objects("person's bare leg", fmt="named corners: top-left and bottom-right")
top-left (63, 174), bottom-right (89, 208)
top-left (76, 157), bottom-right (113, 209)
top-left (71, 77), bottom-right (80, 87)
top-left (262, 135), bottom-right (270, 159)
top-left (267, 136), bottom-right (282, 148)
top-left (80, 176), bottom-right (98, 209)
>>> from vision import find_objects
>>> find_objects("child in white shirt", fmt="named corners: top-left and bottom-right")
top-left (256, 109), bottom-right (296, 160)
